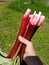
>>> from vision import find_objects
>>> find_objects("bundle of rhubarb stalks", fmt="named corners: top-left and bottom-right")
top-left (7, 9), bottom-right (45, 61)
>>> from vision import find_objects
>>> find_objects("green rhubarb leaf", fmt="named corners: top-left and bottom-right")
top-left (0, 49), bottom-right (20, 65)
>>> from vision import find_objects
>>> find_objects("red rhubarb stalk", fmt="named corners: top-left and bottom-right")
top-left (7, 9), bottom-right (31, 60)
top-left (18, 12), bottom-right (45, 61)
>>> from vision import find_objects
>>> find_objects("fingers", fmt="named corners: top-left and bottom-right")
top-left (18, 36), bottom-right (32, 46)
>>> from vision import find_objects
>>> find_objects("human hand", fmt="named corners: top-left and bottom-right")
top-left (18, 36), bottom-right (37, 60)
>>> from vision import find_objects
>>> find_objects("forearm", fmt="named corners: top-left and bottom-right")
top-left (20, 56), bottom-right (43, 65)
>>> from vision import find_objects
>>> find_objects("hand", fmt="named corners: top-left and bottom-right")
top-left (18, 36), bottom-right (37, 60)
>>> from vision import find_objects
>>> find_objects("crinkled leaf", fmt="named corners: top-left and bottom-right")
top-left (0, 49), bottom-right (20, 65)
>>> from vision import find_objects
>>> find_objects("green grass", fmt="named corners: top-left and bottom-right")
top-left (0, 1), bottom-right (49, 65)
top-left (32, 22), bottom-right (49, 65)
top-left (0, 2), bottom-right (23, 53)
top-left (8, 0), bottom-right (49, 17)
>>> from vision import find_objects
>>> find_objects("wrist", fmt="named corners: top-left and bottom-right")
top-left (23, 51), bottom-right (37, 60)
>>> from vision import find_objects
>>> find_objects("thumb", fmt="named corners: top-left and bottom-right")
top-left (18, 36), bottom-right (32, 46)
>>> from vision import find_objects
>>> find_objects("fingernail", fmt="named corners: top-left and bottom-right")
top-left (18, 36), bottom-right (21, 40)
